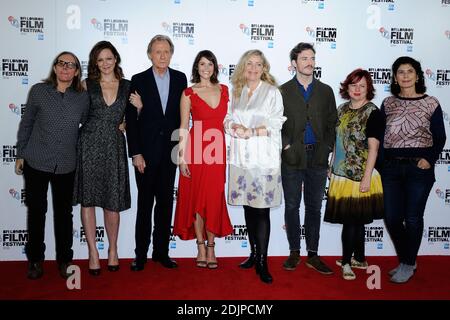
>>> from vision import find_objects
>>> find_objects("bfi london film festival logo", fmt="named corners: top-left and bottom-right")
top-left (2, 145), bottom-right (17, 165)
top-left (442, 0), bottom-right (450, 7)
top-left (379, 26), bottom-right (414, 52)
top-left (239, 23), bottom-right (275, 48)
top-left (426, 226), bottom-right (450, 248)
top-left (91, 18), bottom-right (128, 43)
top-left (1, 229), bottom-right (28, 249)
top-left (436, 149), bottom-right (450, 171)
top-left (8, 103), bottom-right (26, 117)
top-left (225, 225), bottom-right (248, 245)
top-left (368, 67), bottom-right (391, 92)
top-left (371, 0), bottom-right (395, 11)
top-left (365, 226), bottom-right (384, 249)
top-left (300, 0), bottom-right (325, 9)
top-left (80, 60), bottom-right (88, 79)
top-left (305, 26), bottom-right (337, 49)
top-left (73, 226), bottom-right (105, 249)
top-left (1, 58), bottom-right (29, 84)
top-left (435, 188), bottom-right (450, 205)
top-left (8, 16), bottom-right (44, 40)
top-left (425, 68), bottom-right (450, 88)
top-left (9, 188), bottom-right (25, 205)
top-left (217, 64), bottom-right (236, 81)
top-left (161, 21), bottom-right (195, 45)
top-left (287, 65), bottom-right (322, 80)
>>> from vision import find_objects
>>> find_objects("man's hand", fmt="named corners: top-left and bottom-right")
top-left (132, 154), bottom-right (146, 174)
top-left (15, 158), bottom-right (24, 175)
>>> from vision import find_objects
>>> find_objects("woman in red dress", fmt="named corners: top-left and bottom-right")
top-left (173, 50), bottom-right (233, 269)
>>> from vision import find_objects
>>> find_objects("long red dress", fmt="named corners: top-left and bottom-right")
top-left (173, 84), bottom-right (233, 240)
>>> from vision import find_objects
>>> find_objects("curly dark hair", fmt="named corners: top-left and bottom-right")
top-left (190, 50), bottom-right (219, 84)
top-left (340, 68), bottom-right (375, 100)
top-left (87, 41), bottom-right (124, 81)
top-left (390, 56), bottom-right (426, 95)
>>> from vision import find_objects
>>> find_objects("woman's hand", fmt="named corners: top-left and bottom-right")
top-left (417, 158), bottom-right (431, 170)
top-left (359, 174), bottom-right (371, 193)
top-left (129, 91), bottom-right (143, 112)
top-left (179, 162), bottom-right (191, 178)
top-left (15, 158), bottom-right (24, 175)
top-left (232, 124), bottom-right (248, 139)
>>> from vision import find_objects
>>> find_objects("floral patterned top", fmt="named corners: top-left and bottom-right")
top-left (332, 101), bottom-right (382, 181)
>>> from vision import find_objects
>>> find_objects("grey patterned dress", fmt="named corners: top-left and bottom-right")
top-left (73, 79), bottom-right (131, 212)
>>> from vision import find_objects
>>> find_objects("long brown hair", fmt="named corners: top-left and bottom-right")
top-left (44, 51), bottom-right (83, 92)
top-left (88, 41), bottom-right (124, 81)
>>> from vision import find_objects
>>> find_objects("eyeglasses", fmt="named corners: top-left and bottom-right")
top-left (55, 60), bottom-right (77, 69)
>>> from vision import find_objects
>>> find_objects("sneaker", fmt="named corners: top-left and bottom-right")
top-left (283, 250), bottom-right (300, 271)
top-left (390, 263), bottom-right (415, 284)
top-left (336, 257), bottom-right (368, 269)
top-left (306, 256), bottom-right (334, 275)
top-left (342, 264), bottom-right (356, 280)
top-left (388, 262), bottom-right (417, 276)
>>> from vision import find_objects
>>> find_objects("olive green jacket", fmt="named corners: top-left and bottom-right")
top-left (280, 78), bottom-right (337, 169)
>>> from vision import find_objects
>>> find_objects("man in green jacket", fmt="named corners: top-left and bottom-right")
top-left (280, 42), bottom-right (337, 275)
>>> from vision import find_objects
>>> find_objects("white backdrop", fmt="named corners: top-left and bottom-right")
top-left (1, 0), bottom-right (449, 261)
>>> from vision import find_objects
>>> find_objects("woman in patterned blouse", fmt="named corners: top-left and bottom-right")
top-left (380, 56), bottom-right (446, 283)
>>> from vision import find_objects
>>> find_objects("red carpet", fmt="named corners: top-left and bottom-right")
top-left (1, 256), bottom-right (449, 300)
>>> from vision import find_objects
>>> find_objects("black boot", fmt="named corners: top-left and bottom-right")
top-left (239, 244), bottom-right (256, 269)
top-left (256, 254), bottom-right (273, 284)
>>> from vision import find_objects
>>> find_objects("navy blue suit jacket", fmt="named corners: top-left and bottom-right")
top-left (125, 66), bottom-right (187, 167)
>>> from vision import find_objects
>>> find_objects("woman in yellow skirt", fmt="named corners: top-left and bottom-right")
top-left (324, 69), bottom-right (384, 280)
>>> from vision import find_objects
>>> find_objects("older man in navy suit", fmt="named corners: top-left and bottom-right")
top-left (126, 35), bottom-right (187, 270)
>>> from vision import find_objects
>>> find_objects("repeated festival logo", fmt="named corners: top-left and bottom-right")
top-left (8, 16), bottom-right (44, 39)
top-left (162, 21), bottom-right (195, 45)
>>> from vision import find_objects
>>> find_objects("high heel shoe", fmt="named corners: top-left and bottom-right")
top-left (206, 241), bottom-right (218, 269)
top-left (107, 250), bottom-right (120, 272)
top-left (196, 240), bottom-right (207, 268)
top-left (88, 255), bottom-right (101, 276)
top-left (88, 268), bottom-right (101, 276)
top-left (107, 265), bottom-right (120, 272)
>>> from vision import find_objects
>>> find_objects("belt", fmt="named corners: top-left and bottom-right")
top-left (305, 144), bottom-right (315, 151)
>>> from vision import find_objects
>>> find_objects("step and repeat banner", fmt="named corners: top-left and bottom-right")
top-left (1, 0), bottom-right (449, 261)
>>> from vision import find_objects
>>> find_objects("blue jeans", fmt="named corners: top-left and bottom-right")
top-left (381, 159), bottom-right (435, 266)
top-left (282, 156), bottom-right (328, 252)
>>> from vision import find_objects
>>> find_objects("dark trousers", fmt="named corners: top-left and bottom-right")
top-left (381, 159), bottom-right (434, 266)
top-left (23, 162), bottom-right (75, 263)
top-left (134, 158), bottom-right (176, 261)
top-left (282, 151), bottom-right (328, 253)
top-left (342, 224), bottom-right (365, 265)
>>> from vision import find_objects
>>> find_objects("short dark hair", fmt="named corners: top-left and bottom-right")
top-left (340, 68), bottom-right (375, 101)
top-left (88, 41), bottom-right (124, 81)
top-left (390, 56), bottom-right (426, 95)
top-left (289, 42), bottom-right (316, 62)
top-left (191, 50), bottom-right (219, 84)
top-left (44, 51), bottom-right (83, 92)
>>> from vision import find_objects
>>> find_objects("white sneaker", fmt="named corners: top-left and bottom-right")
top-left (342, 264), bottom-right (356, 280)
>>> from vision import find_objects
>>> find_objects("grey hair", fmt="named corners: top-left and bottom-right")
top-left (147, 34), bottom-right (174, 54)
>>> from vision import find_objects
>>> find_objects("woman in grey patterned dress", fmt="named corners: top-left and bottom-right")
top-left (73, 41), bottom-right (130, 275)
